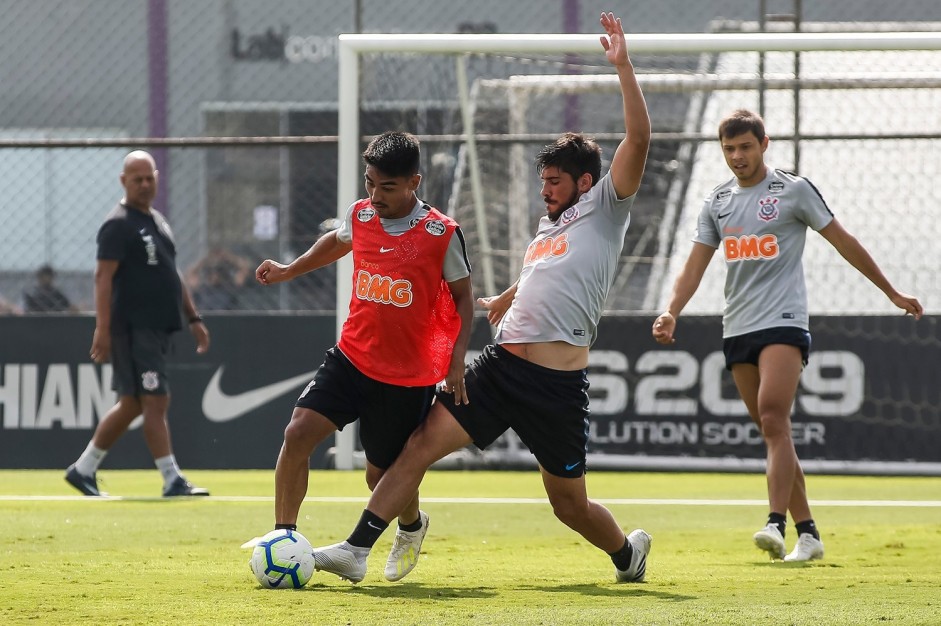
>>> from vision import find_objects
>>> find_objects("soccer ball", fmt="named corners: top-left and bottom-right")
top-left (249, 529), bottom-right (316, 589)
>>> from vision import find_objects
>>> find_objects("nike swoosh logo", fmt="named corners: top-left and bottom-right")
top-left (202, 366), bottom-right (316, 422)
top-left (380, 247), bottom-right (394, 253)
top-left (367, 521), bottom-right (384, 530)
top-left (564, 462), bottom-right (582, 471)
top-left (717, 211), bottom-right (732, 219)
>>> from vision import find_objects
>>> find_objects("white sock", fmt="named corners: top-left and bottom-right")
top-left (74, 442), bottom-right (107, 476)
top-left (155, 454), bottom-right (183, 487)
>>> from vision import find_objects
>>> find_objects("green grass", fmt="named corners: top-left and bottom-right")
top-left (1, 470), bottom-right (939, 625)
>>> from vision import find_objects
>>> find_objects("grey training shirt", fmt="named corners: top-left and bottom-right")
top-left (693, 168), bottom-right (834, 337)
top-left (496, 172), bottom-right (635, 347)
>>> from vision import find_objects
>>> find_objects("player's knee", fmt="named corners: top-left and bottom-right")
top-left (549, 495), bottom-right (588, 526)
top-left (282, 412), bottom-right (328, 453)
top-left (759, 413), bottom-right (791, 440)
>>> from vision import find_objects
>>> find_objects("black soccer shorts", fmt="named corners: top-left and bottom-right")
top-left (723, 326), bottom-right (812, 370)
top-left (435, 344), bottom-right (590, 479)
top-left (295, 346), bottom-right (435, 469)
top-left (110, 328), bottom-right (173, 396)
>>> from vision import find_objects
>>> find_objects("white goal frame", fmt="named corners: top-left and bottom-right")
top-left (333, 31), bottom-right (941, 470)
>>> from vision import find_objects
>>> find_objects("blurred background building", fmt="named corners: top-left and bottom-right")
top-left (1, 0), bottom-right (939, 314)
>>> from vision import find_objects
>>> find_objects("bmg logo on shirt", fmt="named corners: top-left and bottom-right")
top-left (355, 270), bottom-right (412, 307)
top-left (524, 233), bottom-right (569, 265)
top-left (723, 234), bottom-right (779, 261)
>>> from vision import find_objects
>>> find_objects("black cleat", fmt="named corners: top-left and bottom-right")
top-left (65, 464), bottom-right (105, 497)
top-left (162, 477), bottom-right (210, 497)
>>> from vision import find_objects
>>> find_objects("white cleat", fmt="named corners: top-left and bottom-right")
top-left (615, 529), bottom-right (652, 582)
top-left (753, 523), bottom-right (787, 560)
top-left (240, 536), bottom-right (263, 549)
top-left (784, 533), bottom-right (825, 562)
top-left (384, 510), bottom-right (430, 582)
top-left (312, 541), bottom-right (368, 583)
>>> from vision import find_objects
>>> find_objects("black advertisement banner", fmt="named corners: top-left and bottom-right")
top-left (0, 314), bottom-right (938, 469)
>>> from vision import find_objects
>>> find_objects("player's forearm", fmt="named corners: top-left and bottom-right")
top-left (617, 62), bottom-right (651, 148)
top-left (289, 232), bottom-right (350, 277)
top-left (665, 268), bottom-right (707, 318)
top-left (834, 236), bottom-right (899, 299)
top-left (179, 276), bottom-right (200, 320)
top-left (93, 272), bottom-right (112, 331)
top-left (449, 277), bottom-right (475, 361)
top-left (501, 281), bottom-right (519, 303)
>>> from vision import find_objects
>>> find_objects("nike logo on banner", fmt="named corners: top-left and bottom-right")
top-left (202, 366), bottom-right (317, 422)
top-left (380, 247), bottom-right (394, 253)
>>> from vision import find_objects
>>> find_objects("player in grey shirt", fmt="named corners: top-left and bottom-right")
top-left (495, 170), bottom-right (633, 347)
top-left (653, 109), bottom-right (923, 563)
top-left (692, 168), bottom-right (833, 338)
top-left (311, 12), bottom-right (654, 585)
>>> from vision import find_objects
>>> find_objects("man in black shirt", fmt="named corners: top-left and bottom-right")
top-left (66, 150), bottom-right (211, 497)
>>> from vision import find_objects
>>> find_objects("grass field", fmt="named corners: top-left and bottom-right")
top-left (1, 470), bottom-right (939, 625)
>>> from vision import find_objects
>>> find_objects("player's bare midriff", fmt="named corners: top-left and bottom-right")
top-left (499, 341), bottom-right (589, 371)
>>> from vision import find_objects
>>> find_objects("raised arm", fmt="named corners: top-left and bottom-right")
top-left (600, 11), bottom-right (651, 200)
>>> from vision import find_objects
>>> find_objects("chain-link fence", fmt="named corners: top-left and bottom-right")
top-left (2, 0), bottom-right (940, 315)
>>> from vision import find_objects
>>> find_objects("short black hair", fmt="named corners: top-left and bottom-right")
top-left (534, 132), bottom-right (603, 188)
top-left (718, 109), bottom-right (766, 143)
top-left (362, 131), bottom-right (421, 178)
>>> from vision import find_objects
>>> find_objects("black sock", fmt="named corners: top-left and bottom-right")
top-left (608, 536), bottom-right (634, 571)
top-left (398, 516), bottom-right (423, 533)
top-left (347, 509), bottom-right (389, 549)
top-left (275, 523), bottom-right (297, 531)
top-left (768, 512), bottom-right (787, 538)
top-left (795, 519), bottom-right (820, 540)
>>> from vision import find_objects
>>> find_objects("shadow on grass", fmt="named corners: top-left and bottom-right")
top-left (753, 560), bottom-right (841, 569)
top-left (292, 581), bottom-right (695, 602)
top-left (298, 582), bottom-right (499, 600)
top-left (514, 582), bottom-right (697, 602)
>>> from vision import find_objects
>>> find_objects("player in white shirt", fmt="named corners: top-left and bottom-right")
top-left (311, 11), bottom-right (653, 584)
top-left (652, 109), bottom-right (924, 562)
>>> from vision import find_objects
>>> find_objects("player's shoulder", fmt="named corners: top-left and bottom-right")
top-left (102, 202), bottom-right (129, 222)
top-left (770, 168), bottom-right (815, 190)
top-left (424, 205), bottom-right (458, 228)
top-left (703, 177), bottom-right (736, 206)
top-left (98, 203), bottom-right (133, 234)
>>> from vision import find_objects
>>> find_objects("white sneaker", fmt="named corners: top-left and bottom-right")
top-left (312, 541), bottom-right (368, 583)
top-left (753, 523), bottom-right (786, 560)
top-left (384, 510), bottom-right (430, 582)
top-left (784, 533), bottom-right (825, 562)
top-left (615, 529), bottom-right (652, 582)
top-left (240, 536), bottom-right (262, 549)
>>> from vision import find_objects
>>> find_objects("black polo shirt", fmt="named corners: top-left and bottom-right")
top-left (97, 203), bottom-right (184, 332)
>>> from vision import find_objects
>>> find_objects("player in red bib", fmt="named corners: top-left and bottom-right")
top-left (251, 131), bottom-right (474, 582)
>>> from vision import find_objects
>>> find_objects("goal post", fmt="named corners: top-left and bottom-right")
top-left (333, 30), bottom-right (941, 471)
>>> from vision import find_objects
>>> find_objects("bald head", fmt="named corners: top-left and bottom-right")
top-left (121, 151), bottom-right (159, 211)
top-left (123, 150), bottom-right (157, 173)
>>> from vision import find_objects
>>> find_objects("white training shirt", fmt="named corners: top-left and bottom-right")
top-left (693, 168), bottom-right (834, 337)
top-left (495, 172), bottom-right (635, 347)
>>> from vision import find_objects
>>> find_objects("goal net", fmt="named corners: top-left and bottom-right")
top-left (332, 28), bottom-right (941, 472)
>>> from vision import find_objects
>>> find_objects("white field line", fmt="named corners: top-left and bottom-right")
top-left (1, 495), bottom-right (939, 507)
